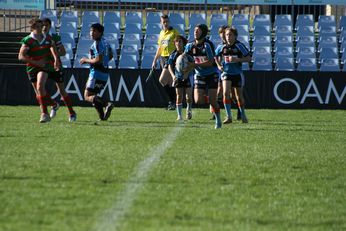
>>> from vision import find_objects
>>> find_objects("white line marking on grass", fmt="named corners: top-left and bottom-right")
top-left (94, 124), bottom-right (183, 231)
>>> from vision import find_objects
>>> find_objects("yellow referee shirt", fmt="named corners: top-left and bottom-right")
top-left (157, 28), bottom-right (180, 57)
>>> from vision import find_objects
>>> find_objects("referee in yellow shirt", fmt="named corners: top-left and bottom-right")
top-left (152, 14), bottom-right (180, 110)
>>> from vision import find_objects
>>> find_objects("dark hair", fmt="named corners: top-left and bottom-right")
top-left (91, 23), bottom-right (104, 34)
top-left (41, 17), bottom-right (51, 25)
top-left (174, 35), bottom-right (188, 45)
top-left (195, 24), bottom-right (208, 39)
top-left (226, 27), bottom-right (238, 37)
top-left (218, 25), bottom-right (228, 34)
top-left (161, 14), bottom-right (169, 20)
top-left (29, 18), bottom-right (43, 31)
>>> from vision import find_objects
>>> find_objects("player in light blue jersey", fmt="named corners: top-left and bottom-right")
top-left (79, 23), bottom-right (114, 121)
top-left (215, 27), bottom-right (251, 123)
top-left (185, 24), bottom-right (222, 129)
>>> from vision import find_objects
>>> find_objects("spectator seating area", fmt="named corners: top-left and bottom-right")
top-left (40, 9), bottom-right (346, 71)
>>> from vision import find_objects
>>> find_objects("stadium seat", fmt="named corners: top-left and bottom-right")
top-left (210, 13), bottom-right (228, 28)
top-left (120, 44), bottom-right (139, 60)
top-left (274, 35), bottom-right (293, 49)
top-left (253, 14), bottom-right (271, 28)
top-left (73, 54), bottom-right (89, 68)
top-left (60, 10), bottom-right (79, 27)
top-left (59, 22), bottom-right (78, 39)
top-left (252, 35), bottom-right (271, 48)
top-left (60, 32), bottom-right (76, 48)
top-left (118, 54), bottom-right (138, 69)
top-left (146, 12), bottom-right (162, 24)
top-left (103, 11), bottom-right (121, 25)
top-left (297, 58), bottom-right (317, 71)
top-left (209, 35), bottom-right (222, 46)
top-left (237, 35), bottom-right (250, 49)
top-left (108, 58), bottom-right (117, 69)
top-left (75, 38), bottom-right (93, 56)
top-left (62, 43), bottom-right (74, 58)
top-left (274, 46), bottom-right (294, 60)
top-left (81, 11), bottom-right (100, 25)
top-left (320, 58), bottom-right (340, 72)
top-left (60, 53), bottom-right (72, 68)
top-left (318, 47), bottom-right (338, 60)
top-left (125, 11), bottom-right (142, 25)
top-left (252, 57), bottom-right (272, 71)
top-left (242, 62), bottom-right (250, 71)
top-left (296, 47), bottom-right (316, 60)
top-left (253, 25), bottom-right (271, 37)
top-left (318, 15), bottom-right (336, 29)
top-left (318, 36), bottom-right (337, 50)
top-left (209, 25), bottom-right (221, 36)
top-left (124, 23), bottom-right (142, 36)
top-left (252, 46), bottom-right (271, 59)
top-left (171, 23), bottom-right (185, 36)
top-left (233, 25), bottom-right (250, 37)
top-left (339, 16), bottom-right (346, 32)
top-left (318, 26), bottom-right (336, 38)
top-left (296, 36), bottom-right (315, 49)
top-left (169, 12), bottom-right (185, 26)
top-left (274, 14), bottom-right (292, 27)
top-left (189, 13), bottom-right (206, 29)
top-left (40, 9), bottom-right (58, 26)
top-left (295, 14), bottom-right (314, 31)
top-left (343, 64), bottom-right (346, 72)
top-left (103, 22), bottom-right (121, 37)
top-left (231, 14), bottom-right (250, 27)
top-left (296, 26), bottom-right (314, 38)
top-left (275, 25), bottom-right (292, 36)
top-left (122, 33), bottom-right (141, 47)
top-left (145, 23), bottom-right (161, 35)
top-left (142, 44), bottom-right (158, 55)
top-left (143, 34), bottom-right (159, 46)
top-left (80, 22), bottom-right (98, 36)
top-left (341, 51), bottom-right (346, 64)
top-left (140, 54), bottom-right (156, 69)
top-left (103, 33), bottom-right (119, 49)
top-left (275, 57), bottom-right (295, 71)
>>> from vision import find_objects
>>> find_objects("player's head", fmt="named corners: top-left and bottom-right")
top-left (218, 25), bottom-right (228, 43)
top-left (174, 35), bottom-right (188, 51)
top-left (194, 24), bottom-right (208, 41)
top-left (90, 23), bottom-right (104, 40)
top-left (225, 27), bottom-right (238, 44)
top-left (41, 18), bottom-right (51, 34)
top-left (160, 14), bottom-right (170, 30)
top-left (29, 18), bottom-right (43, 32)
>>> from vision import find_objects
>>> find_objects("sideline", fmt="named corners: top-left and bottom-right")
top-left (93, 124), bottom-right (184, 231)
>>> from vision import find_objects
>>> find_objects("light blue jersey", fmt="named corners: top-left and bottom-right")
top-left (89, 37), bottom-right (112, 81)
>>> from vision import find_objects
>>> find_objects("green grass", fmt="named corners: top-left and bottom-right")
top-left (1, 106), bottom-right (345, 231)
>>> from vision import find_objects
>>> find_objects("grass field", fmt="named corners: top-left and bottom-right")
top-left (1, 106), bottom-right (345, 231)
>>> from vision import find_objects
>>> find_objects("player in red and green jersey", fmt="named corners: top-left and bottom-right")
top-left (18, 17), bottom-right (61, 123)
top-left (42, 18), bottom-right (77, 122)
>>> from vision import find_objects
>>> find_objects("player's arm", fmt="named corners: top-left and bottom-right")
top-left (57, 43), bottom-right (66, 56)
top-left (80, 54), bottom-right (102, 65)
top-left (18, 44), bottom-right (45, 67)
top-left (50, 41), bottom-right (61, 70)
top-left (232, 55), bottom-right (251, 63)
top-left (214, 46), bottom-right (223, 71)
top-left (108, 47), bottom-right (114, 61)
top-left (168, 58), bottom-right (176, 80)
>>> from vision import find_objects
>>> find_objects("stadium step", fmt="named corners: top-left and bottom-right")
top-left (0, 32), bottom-right (26, 65)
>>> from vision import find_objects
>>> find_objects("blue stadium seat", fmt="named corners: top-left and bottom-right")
top-left (75, 37), bottom-right (93, 56)
top-left (233, 25), bottom-right (250, 37)
top-left (60, 53), bottom-right (72, 68)
top-left (297, 58), bottom-right (317, 71)
top-left (108, 58), bottom-right (117, 69)
top-left (125, 11), bottom-right (142, 25)
top-left (296, 47), bottom-right (316, 60)
top-left (169, 12), bottom-right (185, 26)
top-left (210, 13), bottom-right (228, 28)
top-left (296, 26), bottom-right (314, 38)
top-left (242, 62), bottom-right (250, 71)
top-left (146, 23), bottom-right (161, 35)
top-left (274, 46), bottom-right (294, 60)
top-left (171, 23), bottom-right (185, 36)
top-left (318, 26), bottom-right (336, 38)
top-left (209, 35), bottom-right (222, 46)
top-left (118, 54), bottom-right (138, 69)
top-left (80, 22), bottom-right (98, 36)
top-left (103, 22), bottom-right (121, 37)
top-left (142, 44), bottom-right (158, 55)
top-left (231, 14), bottom-right (250, 27)
top-left (252, 46), bottom-right (271, 59)
top-left (275, 57), bottom-right (295, 71)
top-left (318, 15), bottom-right (336, 29)
top-left (104, 11), bottom-right (121, 25)
top-left (318, 36), bottom-right (337, 50)
top-left (120, 44), bottom-right (139, 59)
top-left (73, 54), bottom-right (90, 68)
top-left (341, 51), bottom-right (346, 64)
top-left (189, 13), bottom-right (206, 29)
top-left (237, 35), bottom-right (250, 49)
top-left (103, 33), bottom-right (119, 49)
top-left (296, 36), bottom-right (315, 49)
top-left (275, 25), bottom-right (292, 36)
top-left (339, 16), bottom-right (346, 32)
top-left (61, 42), bottom-right (74, 58)
top-left (274, 35), bottom-right (293, 49)
top-left (252, 57), bottom-right (272, 71)
top-left (124, 23), bottom-right (142, 36)
top-left (146, 12), bottom-right (162, 24)
top-left (143, 34), bottom-right (159, 46)
top-left (274, 14), bottom-right (292, 27)
top-left (140, 54), bottom-right (156, 69)
top-left (253, 25), bottom-right (271, 37)
top-left (318, 47), bottom-right (338, 60)
top-left (253, 14), bottom-right (271, 28)
top-left (209, 24), bottom-right (220, 36)
top-left (60, 32), bottom-right (76, 48)
top-left (295, 14), bottom-right (314, 31)
top-left (320, 58), bottom-right (340, 72)
top-left (40, 9), bottom-right (58, 26)
top-left (60, 10), bottom-right (78, 27)
top-left (59, 22), bottom-right (78, 39)
top-left (122, 34), bottom-right (141, 47)
top-left (252, 35), bottom-right (271, 48)
top-left (81, 11), bottom-right (100, 25)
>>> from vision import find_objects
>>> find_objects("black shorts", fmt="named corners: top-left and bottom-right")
top-left (27, 70), bottom-right (48, 83)
top-left (174, 78), bottom-right (191, 88)
top-left (48, 70), bottom-right (64, 83)
top-left (194, 73), bottom-right (219, 90)
top-left (221, 73), bottom-right (244, 88)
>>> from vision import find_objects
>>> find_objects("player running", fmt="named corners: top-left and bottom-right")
top-left (167, 35), bottom-right (193, 121)
top-left (79, 23), bottom-right (114, 121)
top-left (215, 27), bottom-right (251, 123)
top-left (18, 18), bottom-right (61, 123)
top-left (185, 24), bottom-right (222, 129)
top-left (42, 18), bottom-right (77, 122)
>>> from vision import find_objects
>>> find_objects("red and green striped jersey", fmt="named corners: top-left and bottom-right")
top-left (47, 33), bottom-right (63, 69)
top-left (20, 33), bottom-right (55, 74)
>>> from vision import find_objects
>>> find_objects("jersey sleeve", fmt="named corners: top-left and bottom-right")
top-left (236, 42), bottom-right (251, 57)
top-left (215, 44), bottom-right (223, 57)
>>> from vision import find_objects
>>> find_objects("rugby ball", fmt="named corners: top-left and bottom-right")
top-left (175, 53), bottom-right (192, 79)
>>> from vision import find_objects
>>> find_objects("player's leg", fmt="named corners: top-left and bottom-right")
top-left (56, 80), bottom-right (77, 121)
top-left (222, 77), bottom-right (233, 124)
top-left (159, 59), bottom-right (176, 110)
top-left (231, 87), bottom-right (241, 120)
top-left (185, 87), bottom-right (192, 120)
top-left (235, 87), bottom-right (248, 123)
top-left (84, 77), bottom-right (107, 120)
top-left (36, 71), bottom-right (50, 122)
top-left (175, 87), bottom-right (184, 120)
